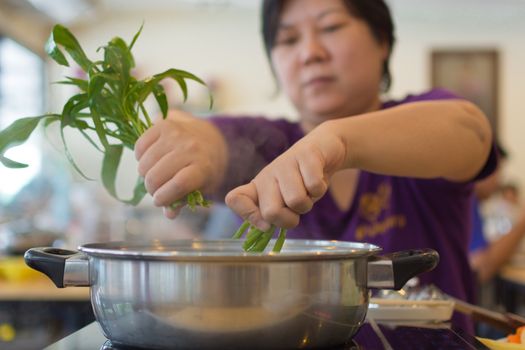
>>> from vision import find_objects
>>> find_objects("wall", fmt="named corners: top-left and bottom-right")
top-left (388, 1), bottom-right (525, 192)
top-left (47, 2), bottom-right (525, 197)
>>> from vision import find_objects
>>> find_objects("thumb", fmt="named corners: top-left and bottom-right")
top-left (225, 183), bottom-right (270, 231)
top-left (163, 205), bottom-right (182, 219)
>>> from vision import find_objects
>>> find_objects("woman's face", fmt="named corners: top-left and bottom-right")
top-left (271, 0), bottom-right (388, 129)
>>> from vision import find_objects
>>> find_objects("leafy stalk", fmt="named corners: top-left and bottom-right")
top-left (273, 228), bottom-right (287, 252)
top-left (232, 220), bottom-right (286, 253)
top-left (0, 23), bottom-right (287, 252)
top-left (0, 24), bottom-right (211, 210)
top-left (232, 221), bottom-right (251, 239)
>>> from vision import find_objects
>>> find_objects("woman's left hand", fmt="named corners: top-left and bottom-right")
top-left (225, 121), bottom-right (346, 229)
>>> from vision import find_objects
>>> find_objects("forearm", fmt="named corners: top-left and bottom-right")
top-left (327, 100), bottom-right (492, 181)
top-left (196, 119), bottom-right (229, 195)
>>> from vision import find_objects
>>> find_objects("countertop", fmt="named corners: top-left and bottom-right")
top-left (500, 265), bottom-right (525, 286)
top-left (0, 255), bottom-right (90, 301)
top-left (0, 279), bottom-right (89, 301)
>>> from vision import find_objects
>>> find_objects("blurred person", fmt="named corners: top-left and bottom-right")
top-left (469, 145), bottom-right (525, 283)
top-left (470, 208), bottom-right (525, 284)
top-left (501, 182), bottom-right (520, 207)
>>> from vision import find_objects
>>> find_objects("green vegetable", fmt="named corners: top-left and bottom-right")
top-left (232, 221), bottom-right (287, 253)
top-left (273, 228), bottom-right (287, 252)
top-left (0, 23), bottom-right (286, 252)
top-left (0, 23), bottom-right (211, 208)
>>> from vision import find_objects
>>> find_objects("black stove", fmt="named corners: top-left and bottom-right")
top-left (99, 339), bottom-right (360, 350)
top-left (45, 321), bottom-right (489, 350)
top-left (99, 339), bottom-right (363, 350)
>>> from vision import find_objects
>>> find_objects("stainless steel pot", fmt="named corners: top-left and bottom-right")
top-left (25, 239), bottom-right (438, 350)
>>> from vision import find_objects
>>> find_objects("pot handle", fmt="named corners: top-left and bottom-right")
top-left (367, 249), bottom-right (439, 290)
top-left (24, 247), bottom-right (90, 288)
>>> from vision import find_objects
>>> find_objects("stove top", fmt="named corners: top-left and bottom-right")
top-left (99, 339), bottom-right (360, 350)
top-left (45, 321), bottom-right (489, 350)
top-left (99, 339), bottom-right (362, 350)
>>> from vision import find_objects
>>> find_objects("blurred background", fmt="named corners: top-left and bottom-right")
top-left (0, 0), bottom-right (524, 348)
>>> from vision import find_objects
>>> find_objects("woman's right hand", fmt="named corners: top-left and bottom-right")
top-left (225, 121), bottom-right (347, 229)
top-left (134, 110), bottom-right (228, 218)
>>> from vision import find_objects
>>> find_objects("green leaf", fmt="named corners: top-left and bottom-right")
top-left (1, 23), bottom-right (215, 212)
top-left (61, 93), bottom-right (89, 126)
top-left (154, 68), bottom-right (213, 109)
top-left (124, 177), bottom-right (148, 206)
top-left (42, 115), bottom-right (61, 128)
top-left (101, 144), bottom-right (123, 199)
top-left (128, 22), bottom-right (144, 51)
top-left (0, 155), bottom-right (29, 168)
top-left (87, 73), bottom-right (112, 103)
top-left (134, 68), bottom-right (208, 106)
top-left (88, 99), bottom-right (111, 150)
top-left (102, 145), bottom-right (147, 205)
top-left (153, 84), bottom-right (168, 118)
top-left (45, 31), bottom-right (69, 67)
top-left (47, 24), bottom-right (93, 72)
top-left (59, 124), bottom-right (94, 181)
top-left (54, 76), bottom-right (89, 92)
top-left (77, 127), bottom-right (104, 153)
top-left (166, 73), bottom-right (188, 101)
top-left (161, 68), bottom-right (207, 85)
top-left (110, 36), bottom-right (135, 70)
top-left (0, 116), bottom-right (47, 168)
top-left (103, 40), bottom-right (132, 84)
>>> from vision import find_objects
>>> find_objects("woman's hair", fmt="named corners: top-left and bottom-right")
top-left (261, 0), bottom-right (396, 91)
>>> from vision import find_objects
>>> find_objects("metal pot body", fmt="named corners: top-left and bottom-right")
top-left (90, 255), bottom-right (368, 349)
top-left (25, 239), bottom-right (438, 349)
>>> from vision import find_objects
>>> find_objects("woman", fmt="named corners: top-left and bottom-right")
top-left (135, 0), bottom-right (496, 332)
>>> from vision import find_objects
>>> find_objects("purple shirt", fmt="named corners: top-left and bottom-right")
top-left (210, 89), bottom-right (498, 332)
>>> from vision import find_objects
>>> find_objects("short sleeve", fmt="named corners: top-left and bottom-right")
top-left (208, 116), bottom-right (297, 198)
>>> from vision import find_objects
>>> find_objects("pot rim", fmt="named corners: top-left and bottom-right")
top-left (78, 238), bottom-right (382, 262)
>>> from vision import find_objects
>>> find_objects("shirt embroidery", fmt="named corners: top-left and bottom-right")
top-left (355, 182), bottom-right (406, 241)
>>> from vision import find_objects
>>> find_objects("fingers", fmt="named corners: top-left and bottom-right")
top-left (142, 150), bottom-right (189, 195)
top-left (136, 130), bottom-right (194, 198)
top-left (163, 205), bottom-right (182, 219)
top-left (278, 162), bottom-right (313, 214)
top-left (227, 178), bottom-right (301, 230)
top-left (297, 150), bottom-right (329, 201)
top-left (226, 183), bottom-right (271, 230)
top-left (226, 149), bottom-right (328, 229)
top-left (256, 177), bottom-right (300, 228)
top-left (152, 164), bottom-right (204, 207)
top-left (135, 126), bottom-right (160, 161)
top-left (135, 123), bottom-right (202, 208)
top-left (137, 139), bottom-right (175, 179)
top-left (133, 110), bottom-right (227, 221)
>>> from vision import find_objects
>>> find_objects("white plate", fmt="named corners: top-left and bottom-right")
top-left (366, 298), bottom-right (455, 322)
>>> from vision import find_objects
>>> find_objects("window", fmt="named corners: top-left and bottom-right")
top-left (0, 37), bottom-right (45, 203)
